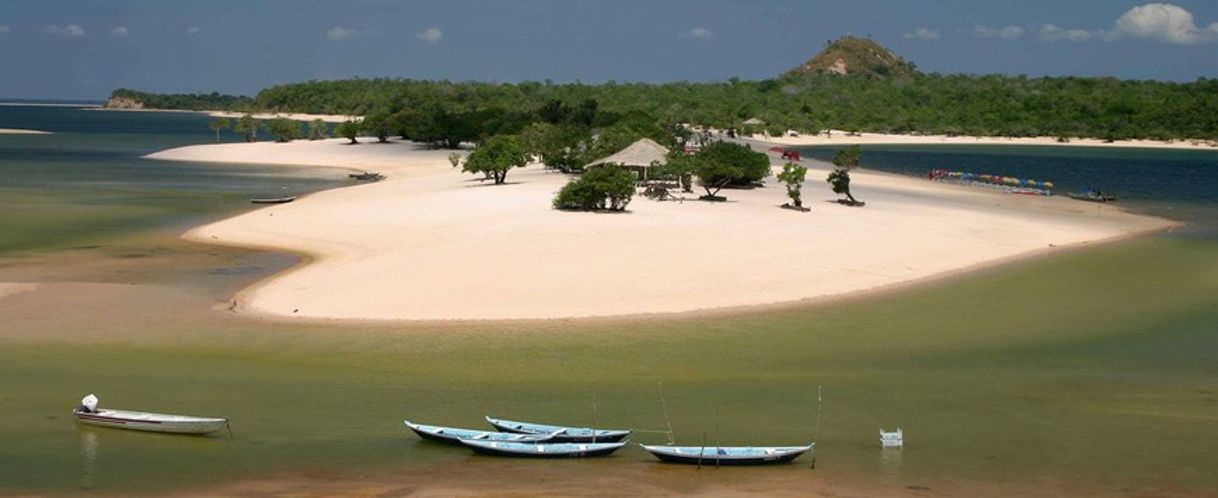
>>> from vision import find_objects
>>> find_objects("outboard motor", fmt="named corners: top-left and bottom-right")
top-left (78, 394), bottom-right (99, 413)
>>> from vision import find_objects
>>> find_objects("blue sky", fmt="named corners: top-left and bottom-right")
top-left (2, 0), bottom-right (1216, 99)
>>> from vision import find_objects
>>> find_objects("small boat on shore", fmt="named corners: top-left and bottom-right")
top-left (485, 416), bottom-right (632, 443)
top-left (460, 440), bottom-right (628, 458)
top-left (349, 171), bottom-right (385, 181)
top-left (249, 196), bottom-right (296, 204)
top-left (404, 420), bottom-right (556, 445)
top-left (72, 394), bottom-right (228, 435)
top-left (1069, 190), bottom-right (1117, 202)
top-left (639, 444), bottom-right (814, 465)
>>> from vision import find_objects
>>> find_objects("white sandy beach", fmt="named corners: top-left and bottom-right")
top-left (0, 128), bottom-right (51, 135)
top-left (150, 138), bottom-right (1173, 321)
top-left (751, 129), bottom-right (1218, 151)
top-left (86, 107), bottom-right (358, 123)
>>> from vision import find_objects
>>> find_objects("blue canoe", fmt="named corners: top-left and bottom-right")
top-left (461, 439), bottom-right (628, 458)
top-left (485, 416), bottom-right (631, 443)
top-left (640, 444), bottom-right (814, 465)
top-left (404, 420), bottom-right (555, 445)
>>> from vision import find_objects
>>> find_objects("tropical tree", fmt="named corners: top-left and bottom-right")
top-left (337, 120), bottom-right (361, 144)
top-left (656, 152), bottom-right (695, 193)
top-left (828, 145), bottom-right (863, 205)
top-left (553, 165), bottom-right (636, 211)
top-left (519, 122), bottom-right (590, 172)
top-left (233, 114), bottom-right (262, 142)
top-left (364, 113), bottom-right (393, 143)
top-left (208, 117), bottom-right (230, 143)
top-left (683, 141), bottom-right (771, 200)
top-left (462, 135), bottom-right (528, 184)
top-left (308, 119), bottom-right (329, 140)
top-left (447, 152), bottom-right (462, 168)
top-left (267, 117), bottom-right (302, 142)
top-left (777, 162), bottom-right (808, 209)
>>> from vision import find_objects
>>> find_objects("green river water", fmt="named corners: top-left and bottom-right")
top-left (1, 106), bottom-right (1216, 496)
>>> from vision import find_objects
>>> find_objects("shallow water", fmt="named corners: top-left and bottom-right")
top-left (1, 108), bottom-right (1217, 496)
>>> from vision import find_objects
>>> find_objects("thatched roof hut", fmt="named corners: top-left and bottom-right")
top-left (584, 138), bottom-right (670, 179)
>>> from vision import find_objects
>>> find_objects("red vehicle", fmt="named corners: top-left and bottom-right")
top-left (780, 150), bottom-right (801, 161)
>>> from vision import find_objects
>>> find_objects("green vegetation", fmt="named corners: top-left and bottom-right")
top-left (267, 117), bottom-right (302, 142)
top-left (447, 152), bottom-right (462, 168)
top-left (462, 135), bottom-right (528, 184)
top-left (363, 113), bottom-right (393, 143)
top-left (233, 114), bottom-right (261, 142)
top-left (828, 145), bottom-right (862, 205)
top-left (337, 120), bottom-right (361, 144)
top-left (777, 162), bottom-right (808, 209)
top-left (111, 36), bottom-right (1218, 141)
top-left (552, 165), bottom-right (636, 211)
top-left (668, 141), bottom-right (770, 200)
top-left (207, 117), bottom-right (229, 143)
top-left (308, 119), bottom-right (329, 140)
top-left (109, 88), bottom-right (253, 111)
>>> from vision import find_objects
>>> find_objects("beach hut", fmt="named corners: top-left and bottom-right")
top-left (584, 138), bottom-right (670, 180)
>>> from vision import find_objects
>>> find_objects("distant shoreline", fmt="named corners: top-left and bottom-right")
top-left (86, 106), bottom-right (359, 123)
top-left (0, 102), bottom-right (102, 108)
top-left (748, 129), bottom-right (1218, 152)
top-left (0, 128), bottom-right (51, 135)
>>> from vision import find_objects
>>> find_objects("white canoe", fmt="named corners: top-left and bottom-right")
top-left (74, 408), bottom-right (228, 435)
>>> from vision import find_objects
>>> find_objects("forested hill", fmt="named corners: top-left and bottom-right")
top-left (108, 37), bottom-right (1218, 141)
top-left (782, 36), bottom-right (918, 79)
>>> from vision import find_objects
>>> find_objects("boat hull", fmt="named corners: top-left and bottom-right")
top-left (404, 421), bottom-right (554, 445)
top-left (74, 409), bottom-right (227, 435)
top-left (461, 440), bottom-right (627, 458)
top-left (641, 445), bottom-right (813, 466)
top-left (485, 416), bottom-right (630, 443)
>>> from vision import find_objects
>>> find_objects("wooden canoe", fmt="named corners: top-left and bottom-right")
top-left (640, 443), bottom-right (813, 465)
top-left (460, 440), bottom-right (627, 458)
top-left (404, 420), bottom-right (555, 445)
top-left (74, 407), bottom-right (228, 435)
top-left (485, 416), bottom-right (631, 443)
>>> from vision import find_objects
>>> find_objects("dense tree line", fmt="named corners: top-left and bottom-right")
top-left (110, 88), bottom-right (253, 111)
top-left (113, 74), bottom-right (1218, 142)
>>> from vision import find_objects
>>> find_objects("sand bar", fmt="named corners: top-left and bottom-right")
top-left (0, 282), bottom-right (43, 301)
top-left (0, 128), bottom-right (51, 135)
top-left (86, 107), bottom-right (358, 123)
top-left (147, 137), bottom-right (1177, 321)
top-left (748, 129), bottom-right (1218, 151)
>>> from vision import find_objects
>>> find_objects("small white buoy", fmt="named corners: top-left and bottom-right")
top-left (880, 428), bottom-right (903, 448)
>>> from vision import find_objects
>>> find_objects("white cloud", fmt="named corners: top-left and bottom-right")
top-left (902, 27), bottom-right (941, 40)
top-left (680, 27), bottom-right (715, 39)
top-left (1037, 3), bottom-right (1217, 45)
top-left (186, 26), bottom-right (200, 35)
top-left (969, 25), bottom-right (1026, 40)
top-left (327, 26), bottom-right (379, 42)
top-left (417, 27), bottom-right (442, 43)
top-left (111, 26), bottom-right (129, 38)
top-left (44, 24), bottom-right (86, 37)
top-left (0, 26), bottom-right (10, 34)
top-left (1039, 23), bottom-right (1104, 42)
top-left (326, 26), bottom-right (357, 41)
top-left (1109, 3), bottom-right (1218, 44)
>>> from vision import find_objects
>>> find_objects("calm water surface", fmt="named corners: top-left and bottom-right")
top-left (1, 108), bottom-right (1216, 496)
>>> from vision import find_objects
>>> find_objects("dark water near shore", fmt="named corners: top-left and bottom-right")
top-left (798, 144), bottom-right (1218, 236)
top-left (1, 108), bottom-right (1217, 496)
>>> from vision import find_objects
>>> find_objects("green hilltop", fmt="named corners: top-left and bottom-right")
top-left (783, 36), bottom-right (919, 79)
